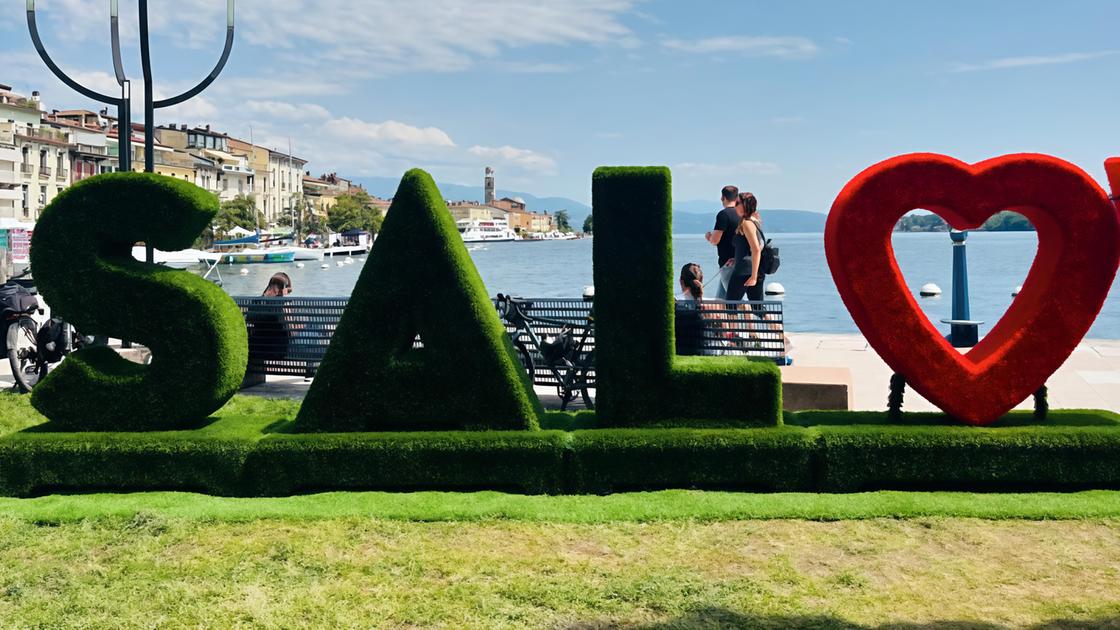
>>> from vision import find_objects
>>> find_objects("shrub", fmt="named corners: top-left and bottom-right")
top-left (567, 427), bottom-right (815, 493)
top-left (816, 425), bottom-right (1120, 491)
top-left (590, 167), bottom-right (781, 427)
top-left (28, 173), bottom-right (247, 431)
top-left (294, 169), bottom-right (542, 432)
top-left (245, 431), bottom-right (570, 495)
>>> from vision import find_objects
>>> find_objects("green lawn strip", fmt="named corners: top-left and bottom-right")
top-left (2, 490), bottom-right (1120, 523)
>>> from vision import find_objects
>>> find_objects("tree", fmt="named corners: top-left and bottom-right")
top-left (582, 214), bottom-right (593, 235)
top-left (213, 195), bottom-right (261, 236)
top-left (555, 209), bottom-right (572, 233)
top-left (327, 190), bottom-right (383, 234)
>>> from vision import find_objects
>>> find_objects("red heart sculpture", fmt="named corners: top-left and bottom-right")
top-left (826, 153), bottom-right (1120, 425)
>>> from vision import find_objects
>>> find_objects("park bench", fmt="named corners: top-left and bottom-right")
top-left (234, 296), bottom-right (787, 388)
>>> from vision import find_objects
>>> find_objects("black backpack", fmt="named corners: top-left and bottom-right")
top-left (758, 227), bottom-right (780, 275)
top-left (36, 318), bottom-right (68, 363)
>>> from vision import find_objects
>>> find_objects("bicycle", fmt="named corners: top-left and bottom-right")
top-left (495, 294), bottom-right (595, 411)
top-left (1, 268), bottom-right (91, 392)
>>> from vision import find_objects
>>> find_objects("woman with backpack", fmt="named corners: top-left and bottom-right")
top-left (725, 192), bottom-right (765, 304)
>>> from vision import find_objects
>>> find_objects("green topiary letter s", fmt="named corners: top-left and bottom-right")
top-left (294, 168), bottom-right (542, 432)
top-left (29, 173), bottom-right (247, 431)
top-left (592, 166), bottom-right (782, 426)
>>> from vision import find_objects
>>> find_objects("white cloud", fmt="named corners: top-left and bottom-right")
top-left (949, 50), bottom-right (1119, 73)
top-left (662, 36), bottom-right (819, 59)
top-left (834, 36), bottom-right (853, 46)
top-left (495, 61), bottom-right (575, 74)
top-left (468, 145), bottom-right (558, 174)
top-left (188, 0), bottom-right (636, 77)
top-left (324, 117), bottom-right (456, 148)
top-left (246, 101), bottom-right (331, 120)
top-left (674, 161), bottom-right (782, 177)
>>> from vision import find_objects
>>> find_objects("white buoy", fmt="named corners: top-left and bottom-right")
top-left (344, 257), bottom-right (355, 264)
top-left (764, 282), bottom-right (785, 296)
top-left (296, 262), bottom-right (305, 269)
top-left (336, 261), bottom-right (345, 267)
top-left (239, 268), bottom-right (250, 276)
top-left (1012, 285), bottom-right (1022, 297)
top-left (919, 282), bottom-right (942, 297)
top-left (321, 263), bottom-right (329, 269)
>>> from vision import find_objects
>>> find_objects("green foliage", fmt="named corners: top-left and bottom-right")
top-left (245, 431), bottom-right (568, 495)
top-left (4, 393), bottom-right (1118, 496)
top-left (213, 194), bottom-right (261, 235)
top-left (983, 210), bottom-right (1034, 231)
top-left (582, 213), bottom-right (593, 234)
top-left (591, 166), bottom-right (782, 427)
top-left (554, 209), bottom-right (572, 232)
top-left (295, 169), bottom-right (543, 432)
top-left (327, 189), bottom-right (383, 234)
top-left (28, 173), bottom-right (248, 431)
top-left (6, 489), bottom-right (1120, 522)
top-left (567, 427), bottom-right (816, 493)
top-left (894, 211), bottom-right (1035, 232)
top-left (815, 424), bottom-right (1120, 491)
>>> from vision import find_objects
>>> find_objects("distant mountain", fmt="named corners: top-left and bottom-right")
top-left (350, 175), bottom-right (826, 233)
top-left (351, 176), bottom-right (592, 224)
top-left (672, 201), bottom-right (827, 233)
top-left (894, 211), bottom-right (1034, 232)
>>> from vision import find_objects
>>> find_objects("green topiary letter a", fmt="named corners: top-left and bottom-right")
top-left (294, 169), bottom-right (542, 432)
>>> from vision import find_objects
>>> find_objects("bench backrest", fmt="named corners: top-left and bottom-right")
top-left (234, 296), bottom-right (786, 378)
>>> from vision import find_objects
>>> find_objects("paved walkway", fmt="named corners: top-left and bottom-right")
top-left (1, 335), bottom-right (1116, 412)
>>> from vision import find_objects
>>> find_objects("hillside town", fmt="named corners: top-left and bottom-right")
top-left (0, 82), bottom-right (557, 259)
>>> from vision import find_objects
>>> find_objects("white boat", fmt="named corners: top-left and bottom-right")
top-left (521, 230), bottom-right (579, 241)
top-left (131, 246), bottom-right (218, 269)
top-left (265, 247), bottom-right (324, 261)
top-left (458, 217), bottom-right (519, 243)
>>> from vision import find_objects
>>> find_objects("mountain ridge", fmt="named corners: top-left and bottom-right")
top-left (351, 176), bottom-right (827, 233)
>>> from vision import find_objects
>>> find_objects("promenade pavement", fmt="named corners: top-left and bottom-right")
top-left (0, 334), bottom-right (1116, 412)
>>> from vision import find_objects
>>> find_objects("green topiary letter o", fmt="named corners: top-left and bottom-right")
top-left (29, 173), bottom-right (247, 431)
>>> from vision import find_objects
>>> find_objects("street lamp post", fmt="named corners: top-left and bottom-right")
top-left (28, 0), bottom-right (237, 261)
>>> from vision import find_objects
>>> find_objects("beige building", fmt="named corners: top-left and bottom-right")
top-left (447, 200), bottom-right (494, 222)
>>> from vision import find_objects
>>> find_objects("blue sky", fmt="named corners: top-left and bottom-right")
top-left (2, 0), bottom-right (1118, 209)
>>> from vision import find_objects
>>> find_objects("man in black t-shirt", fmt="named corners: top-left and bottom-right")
top-left (704, 185), bottom-right (741, 299)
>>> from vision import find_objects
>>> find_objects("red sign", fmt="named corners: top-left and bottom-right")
top-left (826, 153), bottom-right (1120, 425)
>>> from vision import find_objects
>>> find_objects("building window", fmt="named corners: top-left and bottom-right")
top-left (39, 185), bottom-right (47, 205)
top-left (39, 150), bottom-right (47, 169)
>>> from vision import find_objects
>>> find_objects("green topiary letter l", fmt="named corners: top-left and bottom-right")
top-left (591, 166), bottom-right (782, 427)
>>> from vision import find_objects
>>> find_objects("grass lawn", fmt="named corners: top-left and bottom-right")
top-left (2, 514), bottom-right (1120, 628)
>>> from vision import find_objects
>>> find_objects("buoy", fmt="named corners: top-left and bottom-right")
top-left (239, 268), bottom-right (250, 276)
top-left (764, 282), bottom-right (785, 296)
top-left (336, 261), bottom-right (345, 267)
top-left (321, 263), bottom-right (329, 269)
top-left (296, 262), bottom-right (305, 269)
top-left (919, 283), bottom-right (942, 297)
top-left (344, 257), bottom-right (354, 264)
top-left (1012, 285), bottom-right (1022, 297)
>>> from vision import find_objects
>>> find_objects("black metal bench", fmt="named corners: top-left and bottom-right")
top-left (234, 296), bottom-right (786, 387)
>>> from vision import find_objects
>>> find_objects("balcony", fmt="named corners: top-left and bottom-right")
top-left (39, 166), bottom-right (52, 179)
top-left (56, 170), bottom-right (69, 181)
top-left (0, 170), bottom-right (18, 185)
top-left (20, 163), bottom-right (34, 175)
top-left (0, 188), bottom-right (21, 201)
top-left (20, 127), bottom-right (69, 144)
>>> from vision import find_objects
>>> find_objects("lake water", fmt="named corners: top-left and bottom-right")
top-left (211, 232), bottom-right (1120, 339)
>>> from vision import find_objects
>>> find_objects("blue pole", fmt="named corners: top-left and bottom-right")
top-left (947, 229), bottom-right (979, 347)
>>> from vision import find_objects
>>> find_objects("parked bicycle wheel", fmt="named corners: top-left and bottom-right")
top-left (513, 338), bottom-right (535, 381)
top-left (6, 316), bottom-right (46, 393)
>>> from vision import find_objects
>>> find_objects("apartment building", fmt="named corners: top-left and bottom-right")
top-left (264, 149), bottom-right (307, 225)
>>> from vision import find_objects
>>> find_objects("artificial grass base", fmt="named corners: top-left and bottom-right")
top-left (2, 395), bottom-right (1119, 497)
